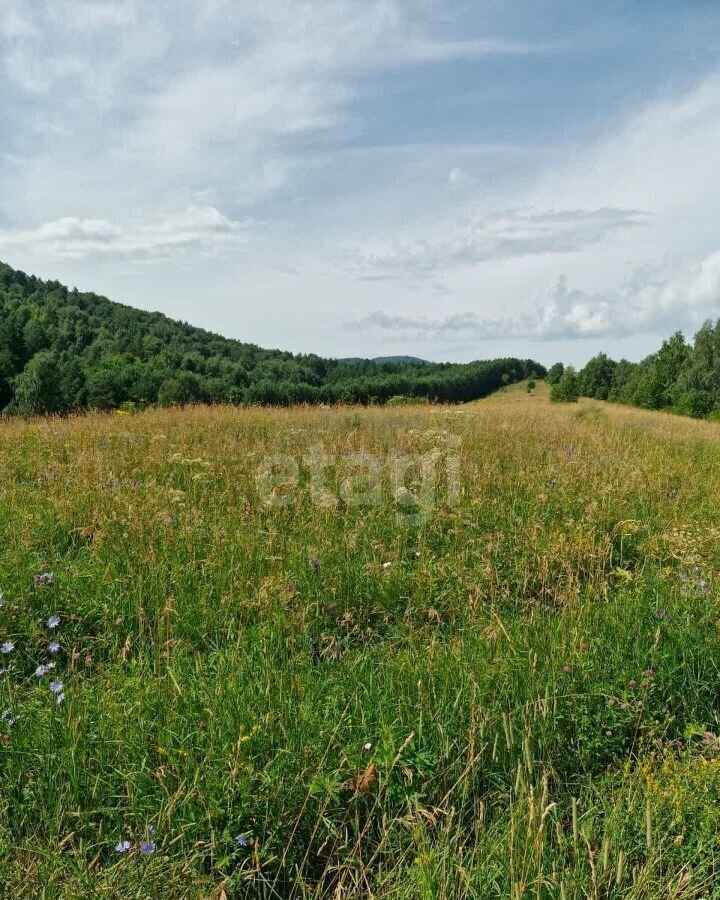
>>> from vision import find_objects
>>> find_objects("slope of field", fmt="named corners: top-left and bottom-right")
top-left (2, 388), bottom-right (720, 898)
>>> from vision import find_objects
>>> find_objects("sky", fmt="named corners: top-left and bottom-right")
top-left (1, 1), bottom-right (720, 366)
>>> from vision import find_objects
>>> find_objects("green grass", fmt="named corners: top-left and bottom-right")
top-left (2, 389), bottom-right (720, 897)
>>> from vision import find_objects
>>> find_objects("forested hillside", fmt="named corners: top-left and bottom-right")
top-left (0, 262), bottom-right (541, 414)
top-left (549, 323), bottom-right (720, 419)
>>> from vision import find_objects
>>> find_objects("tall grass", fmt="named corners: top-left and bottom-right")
top-left (1, 383), bottom-right (720, 897)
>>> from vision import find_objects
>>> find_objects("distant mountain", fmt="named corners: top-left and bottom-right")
top-left (340, 355), bottom-right (430, 365)
top-left (0, 260), bottom-right (544, 414)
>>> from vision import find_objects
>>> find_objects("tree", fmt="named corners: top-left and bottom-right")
top-left (547, 362), bottom-right (565, 385)
top-left (673, 322), bottom-right (720, 416)
top-left (157, 372), bottom-right (204, 406)
top-left (550, 366), bottom-right (579, 403)
top-left (11, 352), bottom-right (64, 415)
top-left (0, 347), bottom-right (14, 410)
top-left (579, 353), bottom-right (616, 400)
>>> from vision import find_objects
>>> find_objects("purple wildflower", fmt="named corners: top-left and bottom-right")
top-left (35, 662), bottom-right (55, 677)
top-left (139, 841), bottom-right (156, 855)
top-left (1, 641), bottom-right (14, 654)
top-left (48, 641), bottom-right (60, 653)
top-left (34, 573), bottom-right (54, 586)
top-left (115, 840), bottom-right (132, 853)
top-left (49, 680), bottom-right (63, 694)
top-left (47, 615), bottom-right (60, 629)
top-left (235, 833), bottom-right (249, 848)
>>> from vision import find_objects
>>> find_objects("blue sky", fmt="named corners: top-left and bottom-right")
top-left (1, 1), bottom-right (720, 365)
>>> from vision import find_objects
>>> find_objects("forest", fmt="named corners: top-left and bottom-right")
top-left (549, 325), bottom-right (720, 418)
top-left (0, 262), bottom-right (540, 414)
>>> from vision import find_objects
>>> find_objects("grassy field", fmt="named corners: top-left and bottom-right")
top-left (2, 382), bottom-right (720, 898)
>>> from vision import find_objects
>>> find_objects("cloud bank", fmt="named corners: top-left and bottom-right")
top-left (344, 208), bottom-right (643, 278)
top-left (353, 250), bottom-right (720, 341)
top-left (0, 207), bottom-right (251, 261)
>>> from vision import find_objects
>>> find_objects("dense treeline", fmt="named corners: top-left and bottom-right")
top-left (549, 322), bottom-right (720, 418)
top-left (0, 261), bottom-right (542, 414)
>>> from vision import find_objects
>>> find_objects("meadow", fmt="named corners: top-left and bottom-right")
top-left (2, 382), bottom-right (720, 898)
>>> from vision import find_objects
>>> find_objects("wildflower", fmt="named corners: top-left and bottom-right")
top-left (55, 692), bottom-right (65, 705)
top-left (47, 615), bottom-right (60, 629)
top-left (115, 840), bottom-right (132, 853)
top-left (364, 742), bottom-right (373, 751)
top-left (644, 668), bottom-right (654, 677)
top-left (1, 709), bottom-right (19, 726)
top-left (48, 641), bottom-right (60, 654)
top-left (1, 642), bottom-right (14, 654)
top-left (49, 680), bottom-right (63, 694)
top-left (34, 573), bottom-right (54, 586)
top-left (0, 667), bottom-right (10, 676)
top-left (628, 679), bottom-right (638, 688)
top-left (235, 833), bottom-right (249, 848)
top-left (139, 841), bottom-right (156, 855)
top-left (35, 662), bottom-right (55, 677)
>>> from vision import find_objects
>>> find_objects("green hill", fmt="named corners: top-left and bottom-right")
top-left (0, 261), bottom-right (543, 414)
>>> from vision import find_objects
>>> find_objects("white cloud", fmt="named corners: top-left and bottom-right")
top-left (352, 249), bottom-right (720, 342)
top-left (0, 206), bottom-right (251, 261)
top-left (0, 0), bottom-right (547, 223)
top-left (344, 207), bottom-right (642, 278)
